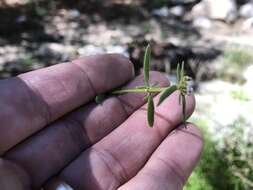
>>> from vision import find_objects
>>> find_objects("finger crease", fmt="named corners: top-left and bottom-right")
top-left (62, 117), bottom-right (90, 151)
top-left (93, 147), bottom-right (129, 187)
top-left (156, 156), bottom-right (186, 186)
top-left (71, 62), bottom-right (97, 96)
top-left (114, 96), bottom-right (129, 117)
top-left (21, 78), bottom-right (52, 124)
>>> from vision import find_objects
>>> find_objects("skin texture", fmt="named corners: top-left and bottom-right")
top-left (0, 54), bottom-right (203, 190)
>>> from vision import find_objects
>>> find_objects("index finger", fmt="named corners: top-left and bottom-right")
top-left (0, 54), bottom-right (134, 155)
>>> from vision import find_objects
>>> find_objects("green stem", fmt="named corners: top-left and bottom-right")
top-left (111, 87), bottom-right (168, 94)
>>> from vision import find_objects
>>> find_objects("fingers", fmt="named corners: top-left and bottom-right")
top-left (50, 90), bottom-right (195, 189)
top-left (0, 54), bottom-right (133, 155)
top-left (5, 72), bottom-right (169, 189)
top-left (118, 124), bottom-right (203, 190)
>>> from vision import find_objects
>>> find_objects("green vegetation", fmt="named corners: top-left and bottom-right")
top-left (224, 48), bottom-right (253, 67)
top-left (185, 117), bottom-right (253, 190)
top-left (223, 117), bottom-right (253, 189)
top-left (21, 55), bottom-right (35, 66)
top-left (216, 47), bottom-right (253, 82)
top-left (185, 127), bottom-right (236, 189)
top-left (185, 171), bottom-right (213, 190)
top-left (231, 89), bottom-right (250, 101)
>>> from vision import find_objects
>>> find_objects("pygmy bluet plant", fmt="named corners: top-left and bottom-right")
top-left (95, 44), bottom-right (193, 127)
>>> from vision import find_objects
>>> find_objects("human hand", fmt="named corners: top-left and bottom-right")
top-left (0, 54), bottom-right (203, 190)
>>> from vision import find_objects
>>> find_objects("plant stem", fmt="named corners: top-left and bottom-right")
top-left (111, 87), bottom-right (169, 94)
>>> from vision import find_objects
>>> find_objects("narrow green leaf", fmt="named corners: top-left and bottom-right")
top-left (143, 44), bottom-right (151, 86)
top-left (95, 94), bottom-right (105, 104)
top-left (176, 63), bottom-right (180, 83)
top-left (147, 95), bottom-right (154, 127)
top-left (182, 94), bottom-right (186, 126)
top-left (157, 85), bottom-right (177, 106)
top-left (180, 62), bottom-right (185, 80)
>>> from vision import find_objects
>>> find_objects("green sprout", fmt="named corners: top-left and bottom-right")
top-left (95, 44), bottom-right (192, 127)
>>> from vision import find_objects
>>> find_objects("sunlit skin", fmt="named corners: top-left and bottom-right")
top-left (0, 54), bottom-right (203, 190)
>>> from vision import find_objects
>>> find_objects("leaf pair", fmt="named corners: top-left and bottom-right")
top-left (143, 44), bottom-right (155, 127)
top-left (157, 62), bottom-right (189, 127)
top-left (143, 45), bottom-right (189, 128)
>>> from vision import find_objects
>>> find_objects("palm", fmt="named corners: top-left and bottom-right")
top-left (0, 54), bottom-right (202, 190)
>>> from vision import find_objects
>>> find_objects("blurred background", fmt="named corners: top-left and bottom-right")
top-left (0, 0), bottom-right (253, 189)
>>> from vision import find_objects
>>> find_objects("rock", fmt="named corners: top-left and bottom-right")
top-left (105, 45), bottom-right (129, 57)
top-left (0, 0), bottom-right (28, 6)
top-left (191, 2), bottom-right (206, 17)
top-left (78, 45), bottom-right (129, 57)
top-left (77, 45), bottom-right (104, 56)
top-left (0, 45), bottom-right (26, 66)
top-left (152, 7), bottom-right (170, 17)
top-left (68, 9), bottom-right (80, 19)
top-left (169, 6), bottom-right (185, 17)
top-left (85, 23), bottom-right (132, 45)
top-left (206, 0), bottom-right (237, 22)
top-left (239, 2), bottom-right (253, 18)
top-left (242, 17), bottom-right (253, 30)
top-left (194, 79), bottom-right (253, 142)
top-left (37, 43), bottom-right (76, 61)
top-left (152, 6), bottom-right (185, 17)
top-left (15, 15), bottom-right (27, 23)
top-left (193, 16), bottom-right (212, 29)
top-left (191, 0), bottom-right (237, 22)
